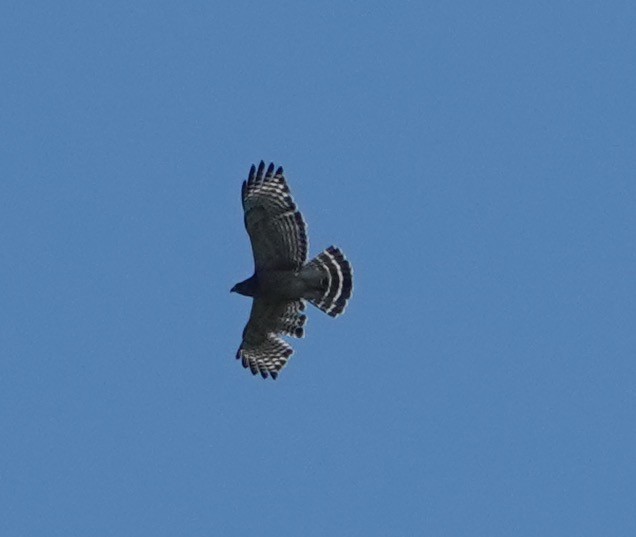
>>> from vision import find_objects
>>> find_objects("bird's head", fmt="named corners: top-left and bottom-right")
top-left (231, 275), bottom-right (258, 297)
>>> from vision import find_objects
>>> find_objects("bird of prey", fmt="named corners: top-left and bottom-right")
top-left (231, 161), bottom-right (353, 379)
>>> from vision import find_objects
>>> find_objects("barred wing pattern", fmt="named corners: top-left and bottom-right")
top-left (242, 162), bottom-right (308, 271)
top-left (237, 298), bottom-right (307, 379)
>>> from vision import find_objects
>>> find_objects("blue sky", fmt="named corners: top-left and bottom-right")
top-left (2, 1), bottom-right (635, 535)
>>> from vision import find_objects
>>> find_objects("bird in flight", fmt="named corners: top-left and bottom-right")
top-left (232, 161), bottom-right (353, 379)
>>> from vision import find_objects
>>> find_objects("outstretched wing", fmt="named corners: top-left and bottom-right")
top-left (242, 161), bottom-right (308, 271)
top-left (236, 297), bottom-right (307, 379)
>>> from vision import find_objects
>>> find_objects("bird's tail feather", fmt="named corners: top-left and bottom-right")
top-left (302, 246), bottom-right (353, 317)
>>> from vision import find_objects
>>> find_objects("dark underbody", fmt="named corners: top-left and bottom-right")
top-left (231, 270), bottom-right (309, 300)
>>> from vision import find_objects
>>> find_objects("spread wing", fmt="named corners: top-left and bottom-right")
top-left (242, 161), bottom-right (308, 271)
top-left (236, 298), bottom-right (307, 379)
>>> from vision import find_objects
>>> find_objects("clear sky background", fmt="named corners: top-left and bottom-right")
top-left (2, 1), bottom-right (635, 536)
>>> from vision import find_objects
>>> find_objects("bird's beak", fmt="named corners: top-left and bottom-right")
top-left (230, 285), bottom-right (237, 293)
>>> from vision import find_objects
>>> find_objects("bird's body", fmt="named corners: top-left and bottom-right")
top-left (233, 270), bottom-right (307, 300)
top-left (232, 161), bottom-right (353, 379)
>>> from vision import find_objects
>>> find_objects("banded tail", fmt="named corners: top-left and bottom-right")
top-left (302, 246), bottom-right (353, 317)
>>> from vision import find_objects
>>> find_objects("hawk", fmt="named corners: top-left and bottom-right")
top-left (231, 161), bottom-right (353, 379)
